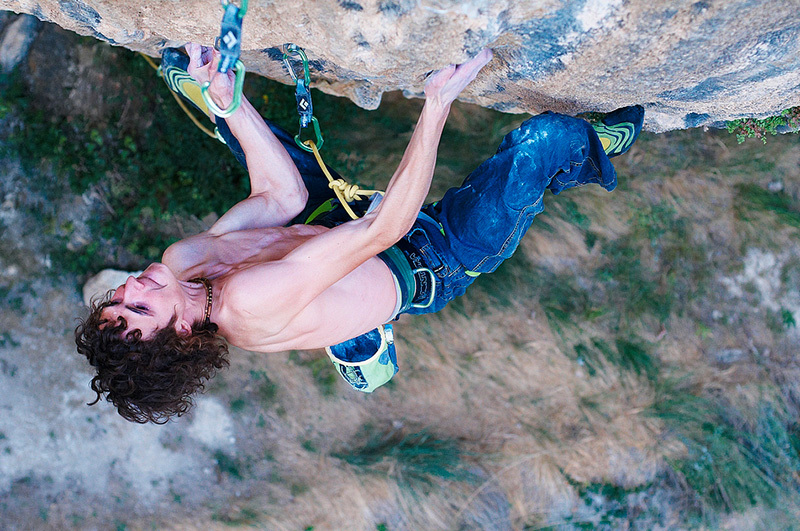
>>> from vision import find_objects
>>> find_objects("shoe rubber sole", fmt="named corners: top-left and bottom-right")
top-left (160, 48), bottom-right (211, 117)
top-left (592, 105), bottom-right (644, 157)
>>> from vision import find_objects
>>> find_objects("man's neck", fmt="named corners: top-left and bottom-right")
top-left (180, 279), bottom-right (211, 326)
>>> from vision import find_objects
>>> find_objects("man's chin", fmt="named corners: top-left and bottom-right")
top-left (140, 263), bottom-right (174, 288)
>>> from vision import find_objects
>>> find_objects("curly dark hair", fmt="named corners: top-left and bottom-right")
top-left (75, 295), bottom-right (230, 424)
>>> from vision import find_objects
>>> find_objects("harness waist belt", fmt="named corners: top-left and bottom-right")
top-left (377, 237), bottom-right (435, 315)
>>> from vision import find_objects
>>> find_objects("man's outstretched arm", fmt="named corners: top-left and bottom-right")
top-left (229, 50), bottom-right (494, 329)
top-left (367, 50), bottom-right (493, 242)
top-left (186, 44), bottom-right (308, 231)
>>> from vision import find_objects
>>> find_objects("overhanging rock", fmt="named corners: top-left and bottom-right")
top-left (3, 0), bottom-right (800, 132)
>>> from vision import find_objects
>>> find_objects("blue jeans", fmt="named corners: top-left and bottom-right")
top-left (218, 112), bottom-right (616, 313)
top-left (402, 111), bottom-right (617, 316)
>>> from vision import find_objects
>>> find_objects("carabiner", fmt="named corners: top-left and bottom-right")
top-left (220, 0), bottom-right (248, 18)
top-left (282, 43), bottom-right (311, 86)
top-left (201, 59), bottom-right (246, 117)
top-left (296, 116), bottom-right (324, 152)
top-left (215, 0), bottom-right (245, 74)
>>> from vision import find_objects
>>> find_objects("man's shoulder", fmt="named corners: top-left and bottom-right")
top-left (162, 232), bottom-right (216, 274)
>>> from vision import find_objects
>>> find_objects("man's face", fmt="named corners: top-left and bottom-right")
top-left (100, 263), bottom-right (186, 339)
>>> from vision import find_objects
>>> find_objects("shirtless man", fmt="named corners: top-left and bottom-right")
top-left (76, 44), bottom-right (643, 424)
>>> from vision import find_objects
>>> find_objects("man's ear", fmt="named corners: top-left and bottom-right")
top-left (176, 318), bottom-right (193, 337)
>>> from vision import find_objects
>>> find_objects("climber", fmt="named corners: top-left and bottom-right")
top-left (75, 44), bottom-right (644, 424)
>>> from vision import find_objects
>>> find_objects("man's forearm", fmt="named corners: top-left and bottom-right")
top-left (367, 100), bottom-right (450, 245)
top-left (222, 97), bottom-right (306, 200)
top-left (366, 50), bottom-right (492, 246)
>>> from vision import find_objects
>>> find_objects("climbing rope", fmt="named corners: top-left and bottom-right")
top-left (146, 37), bottom-right (382, 221)
top-left (283, 43), bottom-right (383, 220)
top-left (304, 139), bottom-right (382, 220)
top-left (201, 0), bottom-right (247, 117)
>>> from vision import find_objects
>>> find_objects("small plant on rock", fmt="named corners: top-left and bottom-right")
top-left (726, 107), bottom-right (800, 144)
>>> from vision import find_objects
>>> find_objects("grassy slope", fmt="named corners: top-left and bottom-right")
top-left (2, 25), bottom-right (800, 530)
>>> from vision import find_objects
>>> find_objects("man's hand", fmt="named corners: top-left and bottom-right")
top-left (423, 49), bottom-right (493, 109)
top-left (185, 43), bottom-right (236, 112)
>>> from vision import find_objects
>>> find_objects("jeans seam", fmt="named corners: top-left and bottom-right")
top-left (471, 196), bottom-right (540, 271)
top-left (553, 159), bottom-right (584, 187)
top-left (586, 156), bottom-right (600, 177)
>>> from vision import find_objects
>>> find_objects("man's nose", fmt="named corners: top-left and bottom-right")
top-left (124, 276), bottom-right (144, 292)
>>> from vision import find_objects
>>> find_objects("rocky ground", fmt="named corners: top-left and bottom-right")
top-left (2, 15), bottom-right (800, 531)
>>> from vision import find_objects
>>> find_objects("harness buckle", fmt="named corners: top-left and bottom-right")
top-left (410, 268), bottom-right (437, 309)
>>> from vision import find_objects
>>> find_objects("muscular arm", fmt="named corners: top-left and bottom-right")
top-left (186, 44), bottom-right (308, 233)
top-left (208, 96), bottom-right (308, 232)
top-left (229, 50), bottom-right (494, 331)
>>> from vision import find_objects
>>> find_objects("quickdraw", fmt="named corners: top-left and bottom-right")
top-left (201, 0), bottom-right (247, 117)
top-left (281, 44), bottom-right (384, 220)
top-left (282, 43), bottom-right (324, 151)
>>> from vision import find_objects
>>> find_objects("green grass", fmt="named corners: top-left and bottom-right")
top-left (650, 380), bottom-right (800, 516)
top-left (304, 356), bottom-right (339, 396)
top-left (537, 274), bottom-right (601, 325)
top-left (540, 196), bottom-right (592, 232)
top-left (596, 236), bottom-right (669, 322)
top-left (734, 183), bottom-right (800, 229)
top-left (249, 370), bottom-right (278, 407)
top-left (461, 251), bottom-right (536, 311)
top-left (533, 477), bottom-right (668, 529)
top-left (766, 308), bottom-right (796, 335)
top-left (229, 398), bottom-right (247, 413)
top-left (332, 424), bottom-right (473, 491)
top-left (597, 202), bottom-right (709, 324)
top-left (213, 450), bottom-right (247, 480)
top-left (726, 107), bottom-right (800, 144)
top-left (571, 337), bottom-right (658, 382)
top-left (1, 55), bottom-right (248, 273)
top-left (781, 308), bottom-right (797, 328)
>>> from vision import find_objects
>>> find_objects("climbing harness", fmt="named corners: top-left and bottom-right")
top-left (201, 0), bottom-right (248, 117)
top-left (281, 44), bottom-right (323, 151)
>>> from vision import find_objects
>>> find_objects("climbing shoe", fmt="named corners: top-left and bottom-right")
top-left (591, 105), bottom-right (644, 157)
top-left (160, 47), bottom-right (211, 117)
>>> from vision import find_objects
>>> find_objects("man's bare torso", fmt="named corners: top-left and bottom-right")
top-left (164, 224), bottom-right (399, 352)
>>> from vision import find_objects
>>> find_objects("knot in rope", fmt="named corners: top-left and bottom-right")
top-left (329, 179), bottom-right (364, 202)
top-left (306, 140), bottom-right (382, 220)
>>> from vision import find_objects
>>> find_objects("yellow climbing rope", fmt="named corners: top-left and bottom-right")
top-left (139, 53), bottom-right (218, 140)
top-left (304, 139), bottom-right (383, 220)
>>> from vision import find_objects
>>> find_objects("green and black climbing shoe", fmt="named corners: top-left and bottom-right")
top-left (592, 105), bottom-right (644, 157)
top-left (160, 47), bottom-right (211, 117)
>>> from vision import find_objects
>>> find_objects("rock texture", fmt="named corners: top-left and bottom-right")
top-left (0, 12), bottom-right (40, 72)
top-left (3, 0), bottom-right (800, 132)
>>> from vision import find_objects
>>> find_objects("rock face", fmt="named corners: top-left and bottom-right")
top-left (0, 13), bottom-right (40, 72)
top-left (3, 0), bottom-right (800, 132)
